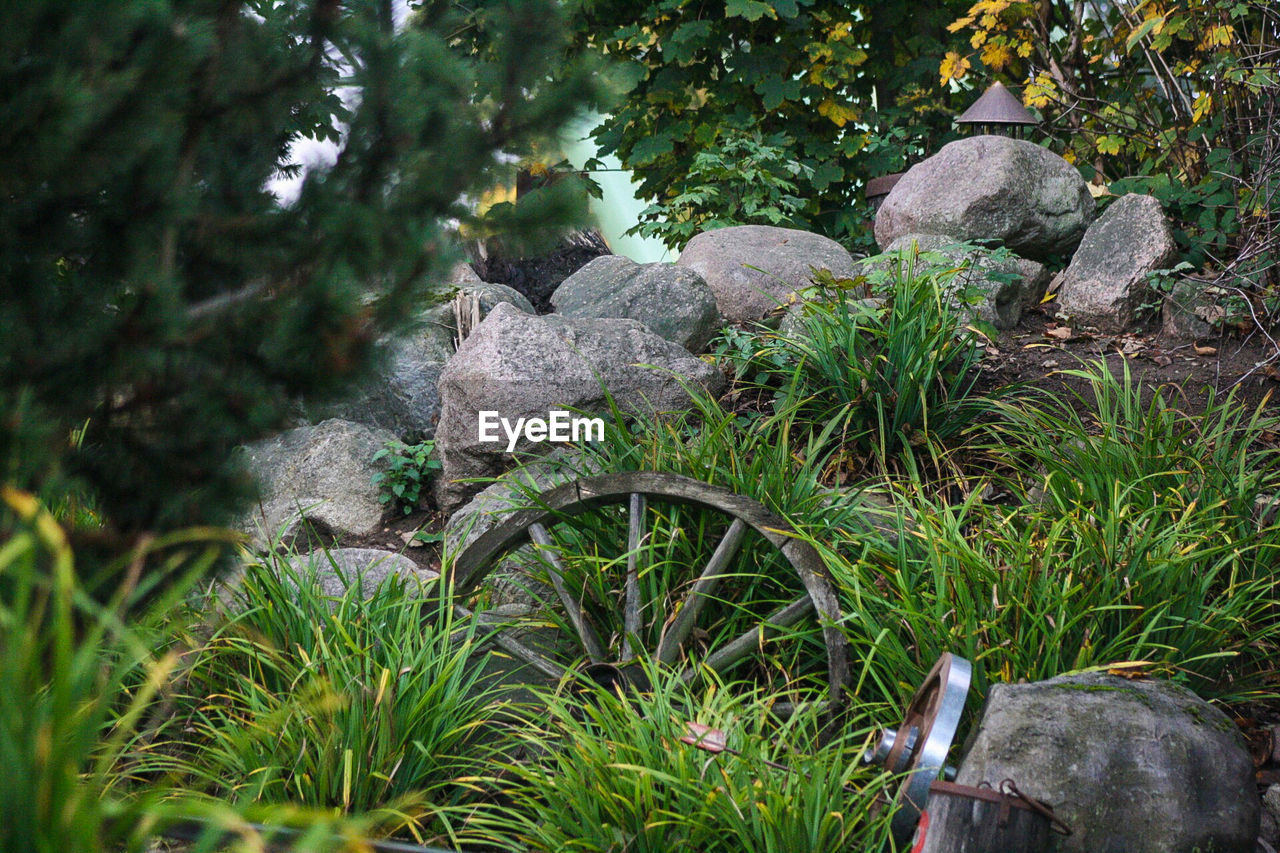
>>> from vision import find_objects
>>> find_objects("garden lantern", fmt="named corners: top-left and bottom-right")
top-left (955, 81), bottom-right (1039, 138)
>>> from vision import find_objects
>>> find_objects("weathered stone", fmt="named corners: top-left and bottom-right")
top-left (956, 672), bottom-right (1258, 853)
top-left (877, 234), bottom-right (1033, 329)
top-left (287, 547), bottom-right (437, 598)
top-left (433, 303), bottom-right (725, 511)
top-left (1261, 785), bottom-right (1280, 852)
top-left (449, 260), bottom-right (484, 286)
top-left (551, 255), bottom-right (722, 352)
top-left (875, 135), bottom-right (1094, 262)
top-left (1053, 193), bottom-right (1178, 333)
top-left (1013, 256), bottom-right (1051, 311)
top-left (676, 225), bottom-right (857, 325)
top-left (321, 282), bottom-right (533, 440)
top-left (1162, 276), bottom-right (1223, 341)
top-left (238, 419), bottom-right (395, 547)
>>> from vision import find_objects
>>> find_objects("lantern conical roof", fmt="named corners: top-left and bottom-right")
top-left (956, 81), bottom-right (1038, 127)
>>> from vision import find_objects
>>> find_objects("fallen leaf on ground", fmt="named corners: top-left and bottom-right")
top-left (1045, 326), bottom-right (1072, 340)
top-left (681, 722), bottom-right (728, 753)
top-left (1195, 344), bottom-right (1218, 356)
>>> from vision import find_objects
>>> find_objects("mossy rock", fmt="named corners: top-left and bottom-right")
top-left (954, 672), bottom-right (1257, 853)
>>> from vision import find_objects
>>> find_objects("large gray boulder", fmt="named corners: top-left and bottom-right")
top-left (879, 234), bottom-right (1045, 329)
top-left (551, 255), bottom-right (722, 352)
top-left (1053, 193), bottom-right (1178, 333)
top-left (955, 672), bottom-right (1258, 853)
top-left (676, 225), bottom-right (857, 325)
top-left (238, 418), bottom-right (395, 546)
top-left (433, 303), bottom-right (725, 511)
top-left (321, 282), bottom-right (533, 440)
top-left (875, 135), bottom-right (1094, 262)
top-left (287, 547), bottom-right (437, 598)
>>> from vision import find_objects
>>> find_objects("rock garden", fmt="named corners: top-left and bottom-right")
top-left (8, 2), bottom-right (1280, 853)
top-left (195, 132), bottom-right (1280, 852)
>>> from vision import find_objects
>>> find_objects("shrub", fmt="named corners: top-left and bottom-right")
top-left (822, 363), bottom-right (1280, 705)
top-left (631, 130), bottom-right (813, 250)
top-left (372, 439), bottom-right (440, 514)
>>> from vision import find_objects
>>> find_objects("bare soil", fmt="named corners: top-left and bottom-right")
top-left (975, 307), bottom-right (1280, 414)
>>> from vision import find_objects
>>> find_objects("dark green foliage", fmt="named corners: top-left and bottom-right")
top-left (0, 0), bottom-right (593, 560)
top-left (632, 129), bottom-right (812, 250)
top-left (568, 0), bottom-right (973, 250)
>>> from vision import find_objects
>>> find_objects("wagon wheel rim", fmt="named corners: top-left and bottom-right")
top-left (449, 471), bottom-right (851, 717)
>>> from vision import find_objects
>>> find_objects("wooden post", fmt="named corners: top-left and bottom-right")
top-left (915, 781), bottom-right (1058, 853)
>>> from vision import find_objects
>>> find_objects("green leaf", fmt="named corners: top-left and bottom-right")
top-left (1125, 15), bottom-right (1164, 53)
top-left (725, 0), bottom-right (775, 22)
top-left (630, 132), bottom-right (675, 165)
top-left (811, 161), bottom-right (844, 192)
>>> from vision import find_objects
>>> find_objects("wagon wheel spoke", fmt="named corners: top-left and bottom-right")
top-left (655, 518), bottom-right (748, 666)
top-left (621, 493), bottom-right (646, 661)
top-left (453, 604), bottom-right (568, 682)
top-left (528, 522), bottom-right (606, 663)
top-left (680, 594), bottom-right (815, 682)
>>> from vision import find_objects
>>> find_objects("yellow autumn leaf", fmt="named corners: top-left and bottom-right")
top-left (1023, 72), bottom-right (1057, 108)
top-left (817, 98), bottom-right (858, 127)
top-left (947, 15), bottom-right (976, 33)
top-left (970, 0), bottom-right (1011, 15)
top-left (1203, 23), bottom-right (1232, 48)
top-left (971, 30), bottom-right (987, 48)
top-left (828, 21), bottom-right (852, 39)
top-left (1192, 92), bottom-right (1212, 122)
top-left (981, 40), bottom-right (1015, 70)
top-left (980, 13), bottom-right (998, 28)
top-left (939, 51), bottom-right (972, 85)
top-left (1016, 40), bottom-right (1033, 58)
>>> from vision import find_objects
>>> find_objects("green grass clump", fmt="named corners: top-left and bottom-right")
top-left (465, 665), bottom-right (897, 853)
top-left (822, 362), bottom-right (1280, 705)
top-left (715, 258), bottom-right (993, 468)
top-left (122, 551), bottom-right (499, 846)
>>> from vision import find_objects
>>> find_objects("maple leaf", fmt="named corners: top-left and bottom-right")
top-left (940, 51), bottom-right (972, 85)
top-left (981, 40), bottom-right (1014, 70)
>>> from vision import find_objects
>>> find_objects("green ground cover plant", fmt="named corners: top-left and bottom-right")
top-left (820, 361), bottom-right (1280, 706)
top-left (120, 553), bottom-right (499, 846)
top-left (0, 489), bottom-right (391, 852)
top-left (372, 439), bottom-right (441, 515)
top-left (463, 663), bottom-right (897, 853)
top-left (713, 255), bottom-right (996, 473)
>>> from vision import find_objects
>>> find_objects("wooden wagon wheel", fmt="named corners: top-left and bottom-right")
top-left (449, 471), bottom-right (851, 715)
